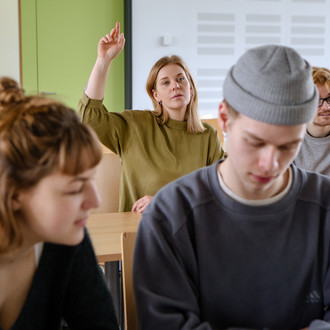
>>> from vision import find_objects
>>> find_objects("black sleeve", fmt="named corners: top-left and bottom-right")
top-left (63, 231), bottom-right (119, 330)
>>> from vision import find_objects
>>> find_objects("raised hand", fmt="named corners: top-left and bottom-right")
top-left (98, 22), bottom-right (125, 63)
top-left (85, 22), bottom-right (125, 100)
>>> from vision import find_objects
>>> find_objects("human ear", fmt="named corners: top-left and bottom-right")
top-left (190, 86), bottom-right (194, 97)
top-left (152, 89), bottom-right (161, 103)
top-left (218, 102), bottom-right (230, 133)
top-left (11, 192), bottom-right (22, 211)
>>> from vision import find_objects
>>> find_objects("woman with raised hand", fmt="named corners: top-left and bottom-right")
top-left (79, 22), bottom-right (224, 213)
top-left (0, 77), bottom-right (118, 330)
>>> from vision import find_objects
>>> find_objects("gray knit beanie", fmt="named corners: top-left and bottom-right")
top-left (223, 45), bottom-right (318, 125)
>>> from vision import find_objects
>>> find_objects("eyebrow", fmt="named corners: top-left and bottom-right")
top-left (159, 72), bottom-right (185, 82)
top-left (245, 131), bottom-right (303, 146)
top-left (67, 175), bottom-right (90, 184)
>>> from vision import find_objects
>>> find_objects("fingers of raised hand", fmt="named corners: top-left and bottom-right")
top-left (100, 33), bottom-right (112, 43)
top-left (110, 27), bottom-right (117, 39)
top-left (119, 33), bottom-right (125, 47)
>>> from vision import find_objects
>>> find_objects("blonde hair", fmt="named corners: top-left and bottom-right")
top-left (146, 55), bottom-right (205, 134)
top-left (0, 91), bottom-right (102, 253)
top-left (312, 66), bottom-right (330, 91)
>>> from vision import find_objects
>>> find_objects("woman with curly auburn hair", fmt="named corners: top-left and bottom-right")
top-left (0, 78), bottom-right (118, 329)
top-left (79, 22), bottom-right (224, 213)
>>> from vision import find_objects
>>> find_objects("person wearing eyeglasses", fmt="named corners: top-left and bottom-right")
top-left (294, 66), bottom-right (330, 176)
top-left (133, 46), bottom-right (330, 330)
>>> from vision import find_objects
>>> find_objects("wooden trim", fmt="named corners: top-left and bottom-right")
top-left (18, 0), bottom-right (23, 85)
top-left (124, 0), bottom-right (132, 109)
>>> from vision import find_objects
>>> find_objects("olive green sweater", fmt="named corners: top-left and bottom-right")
top-left (78, 93), bottom-right (224, 211)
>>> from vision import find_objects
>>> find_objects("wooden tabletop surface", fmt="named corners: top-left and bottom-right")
top-left (87, 212), bottom-right (142, 262)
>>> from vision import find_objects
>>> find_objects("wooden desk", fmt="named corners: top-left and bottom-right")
top-left (86, 211), bottom-right (142, 328)
top-left (87, 212), bottom-right (142, 263)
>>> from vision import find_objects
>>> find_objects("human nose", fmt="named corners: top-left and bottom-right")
top-left (258, 146), bottom-right (279, 173)
top-left (82, 182), bottom-right (101, 210)
top-left (321, 100), bottom-right (330, 109)
top-left (171, 80), bottom-right (180, 90)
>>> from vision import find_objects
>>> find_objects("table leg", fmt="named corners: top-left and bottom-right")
top-left (104, 261), bottom-right (124, 329)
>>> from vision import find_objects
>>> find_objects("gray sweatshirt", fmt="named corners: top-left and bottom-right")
top-left (294, 132), bottom-right (330, 177)
top-left (134, 162), bottom-right (330, 330)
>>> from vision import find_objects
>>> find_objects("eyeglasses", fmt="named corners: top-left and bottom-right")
top-left (318, 96), bottom-right (330, 107)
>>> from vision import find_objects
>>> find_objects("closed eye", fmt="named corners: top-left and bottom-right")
top-left (278, 144), bottom-right (298, 152)
top-left (65, 184), bottom-right (85, 195)
top-left (246, 138), bottom-right (264, 148)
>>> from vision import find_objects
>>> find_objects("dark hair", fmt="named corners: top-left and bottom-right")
top-left (0, 77), bottom-right (25, 107)
top-left (0, 93), bottom-right (102, 253)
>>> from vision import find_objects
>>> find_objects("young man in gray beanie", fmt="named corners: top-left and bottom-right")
top-left (133, 45), bottom-right (330, 330)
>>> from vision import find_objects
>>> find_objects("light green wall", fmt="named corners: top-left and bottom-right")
top-left (20, 0), bottom-right (124, 111)
top-left (20, 0), bottom-right (38, 93)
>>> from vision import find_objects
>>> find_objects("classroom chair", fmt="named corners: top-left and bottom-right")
top-left (121, 232), bottom-right (137, 330)
top-left (92, 146), bottom-right (122, 213)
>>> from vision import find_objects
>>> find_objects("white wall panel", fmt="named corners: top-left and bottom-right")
top-left (132, 0), bottom-right (330, 118)
top-left (0, 0), bottom-right (20, 82)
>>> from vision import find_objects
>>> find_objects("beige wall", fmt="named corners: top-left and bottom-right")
top-left (0, 0), bottom-right (20, 82)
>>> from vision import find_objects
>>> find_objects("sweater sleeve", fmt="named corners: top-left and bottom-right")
top-left (207, 128), bottom-right (224, 165)
top-left (77, 92), bottom-right (130, 155)
top-left (62, 231), bottom-right (119, 330)
top-left (133, 215), bottom-right (217, 330)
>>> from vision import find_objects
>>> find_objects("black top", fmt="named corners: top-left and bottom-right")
top-left (6, 230), bottom-right (118, 330)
